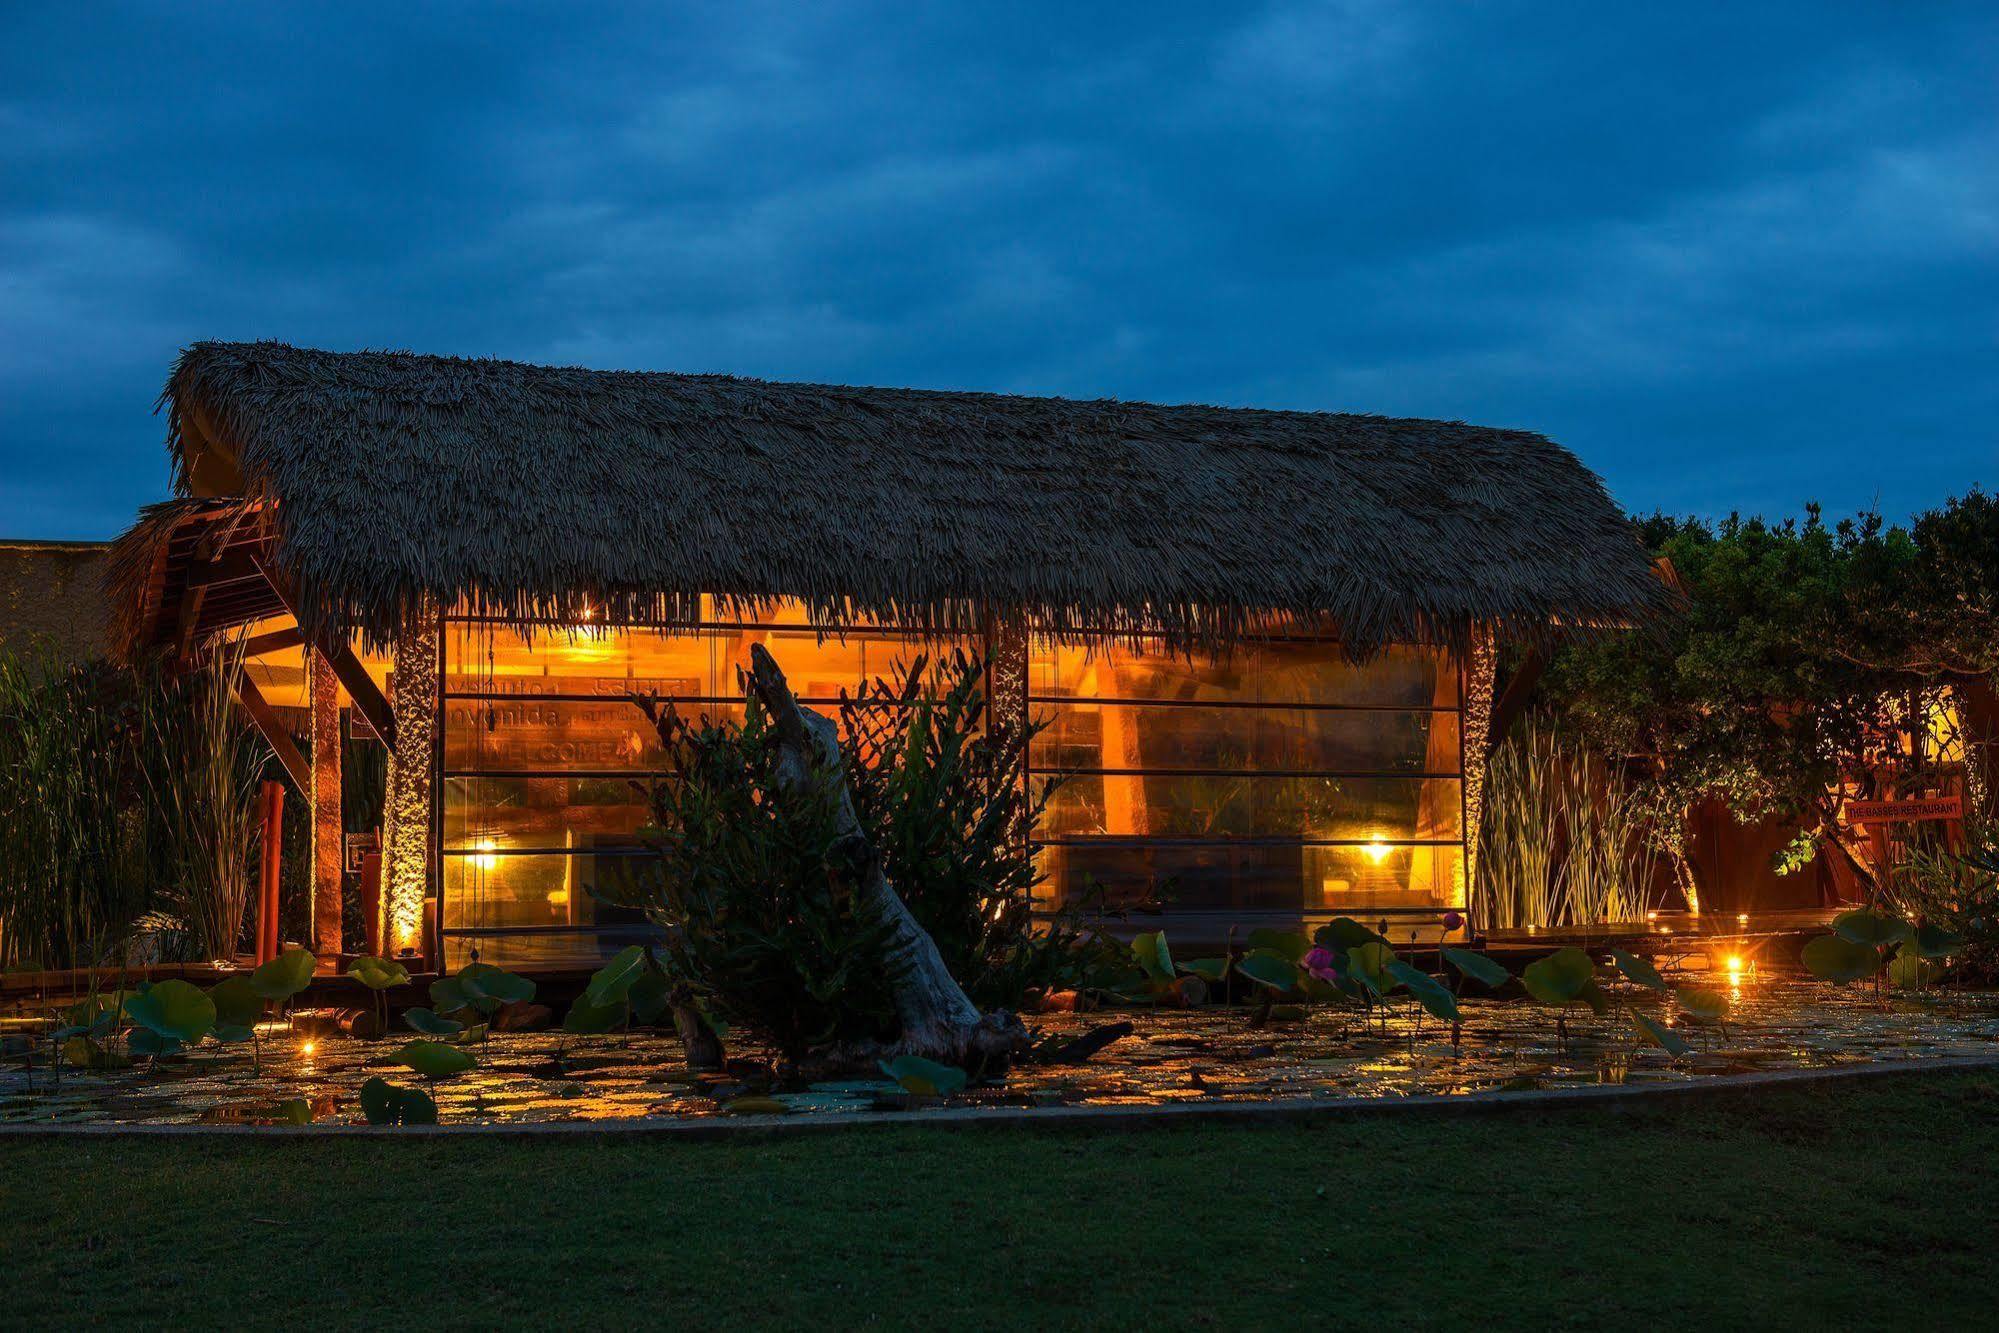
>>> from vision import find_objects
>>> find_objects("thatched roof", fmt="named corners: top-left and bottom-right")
top-left (114, 339), bottom-right (1667, 655)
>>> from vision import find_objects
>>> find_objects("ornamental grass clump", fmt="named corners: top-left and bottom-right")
top-left (0, 652), bottom-right (150, 969)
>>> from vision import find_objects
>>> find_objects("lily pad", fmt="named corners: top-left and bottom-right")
top-left (1315, 917), bottom-right (1388, 951)
top-left (1178, 957), bottom-right (1230, 984)
top-left (1346, 941), bottom-right (1399, 996)
top-left (878, 1055), bottom-right (968, 1097)
top-left (208, 975), bottom-right (267, 1030)
top-left (1442, 948), bottom-right (1509, 989)
top-left (1521, 948), bottom-right (1596, 1006)
top-left (459, 963), bottom-right (535, 1006)
top-left (723, 1095), bottom-right (790, 1116)
top-left (1802, 933), bottom-right (1879, 984)
top-left (126, 1027), bottom-right (183, 1058)
top-left (1886, 950), bottom-right (1942, 988)
top-left (429, 975), bottom-right (475, 1014)
top-left (1914, 923), bottom-right (1963, 960)
top-left (1235, 950), bottom-right (1301, 993)
top-left (1832, 908), bottom-right (1913, 949)
top-left (1386, 960), bottom-right (1461, 1023)
top-left (393, 1039), bottom-right (476, 1079)
top-left (1630, 1010), bottom-right (1692, 1057)
top-left (584, 944), bottom-right (648, 1008)
top-left (1130, 931), bottom-right (1175, 985)
top-left (359, 1076), bottom-right (438, 1125)
top-left (250, 947), bottom-right (317, 1002)
top-left (1676, 987), bottom-right (1729, 1022)
top-left (1245, 928), bottom-right (1310, 962)
top-left (123, 978), bottom-right (215, 1043)
top-left (401, 1007), bottom-right (465, 1036)
top-left (1609, 948), bottom-right (1669, 993)
top-left (562, 996), bottom-right (626, 1035)
top-left (346, 956), bottom-right (410, 991)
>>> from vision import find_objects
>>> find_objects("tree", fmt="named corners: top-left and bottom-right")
top-left (1539, 507), bottom-right (1934, 902)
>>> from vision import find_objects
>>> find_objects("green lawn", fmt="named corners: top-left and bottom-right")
top-left (4, 1069), bottom-right (1994, 1329)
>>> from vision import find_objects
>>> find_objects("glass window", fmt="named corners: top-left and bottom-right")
top-left (1038, 774), bottom-right (1461, 842)
top-left (1031, 705), bottom-right (1458, 775)
top-left (1026, 633), bottom-right (1464, 916)
top-left (1029, 638), bottom-right (1456, 709)
top-left (1035, 842), bottom-right (1464, 915)
top-left (439, 602), bottom-right (962, 955)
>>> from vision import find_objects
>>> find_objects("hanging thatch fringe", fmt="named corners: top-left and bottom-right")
top-left (110, 340), bottom-right (1671, 658)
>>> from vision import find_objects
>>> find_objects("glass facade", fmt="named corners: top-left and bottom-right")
top-left (437, 607), bottom-right (954, 968)
top-left (437, 610), bottom-right (1467, 966)
top-left (1026, 636), bottom-right (1465, 917)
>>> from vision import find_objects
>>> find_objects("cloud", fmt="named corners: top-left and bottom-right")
top-left (0, 1), bottom-right (1993, 536)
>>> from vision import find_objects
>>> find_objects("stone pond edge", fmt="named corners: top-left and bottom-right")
top-left (4, 1050), bottom-right (1996, 1140)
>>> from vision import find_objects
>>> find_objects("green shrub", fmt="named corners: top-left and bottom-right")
top-left (603, 694), bottom-right (907, 1063)
top-left (838, 651), bottom-right (1065, 1009)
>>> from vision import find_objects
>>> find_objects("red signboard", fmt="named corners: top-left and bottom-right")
top-left (1846, 796), bottom-right (1962, 824)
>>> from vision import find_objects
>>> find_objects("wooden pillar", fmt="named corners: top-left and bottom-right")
top-left (308, 649), bottom-right (344, 958)
top-left (381, 610), bottom-right (440, 957)
top-left (256, 780), bottom-right (285, 964)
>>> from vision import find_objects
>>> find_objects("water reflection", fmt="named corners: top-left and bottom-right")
top-left (2, 980), bottom-right (1995, 1127)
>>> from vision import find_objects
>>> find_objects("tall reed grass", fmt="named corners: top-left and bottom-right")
top-left (0, 653), bottom-right (151, 969)
top-left (0, 646), bottom-right (268, 970)
top-left (1476, 715), bottom-right (1666, 931)
top-left (139, 646), bottom-right (267, 963)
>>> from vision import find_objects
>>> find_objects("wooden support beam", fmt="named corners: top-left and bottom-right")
top-left (241, 625), bottom-right (304, 659)
top-left (174, 582), bottom-right (210, 659)
top-left (186, 549), bottom-right (269, 589)
top-left (250, 552), bottom-right (398, 751)
top-left (234, 670), bottom-right (311, 796)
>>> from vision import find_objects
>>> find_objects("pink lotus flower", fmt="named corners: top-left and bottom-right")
top-left (1303, 946), bottom-right (1341, 982)
top-left (1442, 911), bottom-right (1465, 933)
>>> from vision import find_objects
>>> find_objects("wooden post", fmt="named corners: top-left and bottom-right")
top-left (256, 780), bottom-right (285, 964)
top-left (359, 851), bottom-right (384, 960)
top-left (308, 650), bottom-right (344, 958)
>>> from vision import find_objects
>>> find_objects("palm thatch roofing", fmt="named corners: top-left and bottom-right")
top-left (112, 340), bottom-right (1667, 657)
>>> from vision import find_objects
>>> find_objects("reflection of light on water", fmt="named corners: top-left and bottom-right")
top-left (20, 979), bottom-right (1999, 1128)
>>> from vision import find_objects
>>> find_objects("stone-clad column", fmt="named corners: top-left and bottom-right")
top-left (382, 610), bottom-right (440, 957)
top-left (1460, 627), bottom-right (1498, 925)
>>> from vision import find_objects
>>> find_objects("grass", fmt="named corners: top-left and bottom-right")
top-left (5, 1068), bottom-right (1996, 1328)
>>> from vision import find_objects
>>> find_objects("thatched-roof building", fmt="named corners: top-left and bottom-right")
top-left (113, 340), bottom-right (1663, 972)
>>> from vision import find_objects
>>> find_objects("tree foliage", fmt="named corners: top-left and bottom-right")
top-left (1539, 493), bottom-right (1999, 889)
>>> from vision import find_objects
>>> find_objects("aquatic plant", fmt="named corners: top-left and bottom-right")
top-left (1476, 715), bottom-right (1667, 931)
top-left (139, 647), bottom-right (268, 964)
top-left (0, 653), bottom-right (154, 969)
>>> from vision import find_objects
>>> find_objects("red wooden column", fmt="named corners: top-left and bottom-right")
top-left (255, 780), bottom-right (285, 963)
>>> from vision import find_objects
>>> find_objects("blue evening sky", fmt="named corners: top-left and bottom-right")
top-left (2, 2), bottom-right (1993, 539)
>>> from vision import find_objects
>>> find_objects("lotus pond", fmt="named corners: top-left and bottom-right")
top-left (4, 975), bottom-right (1998, 1128)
